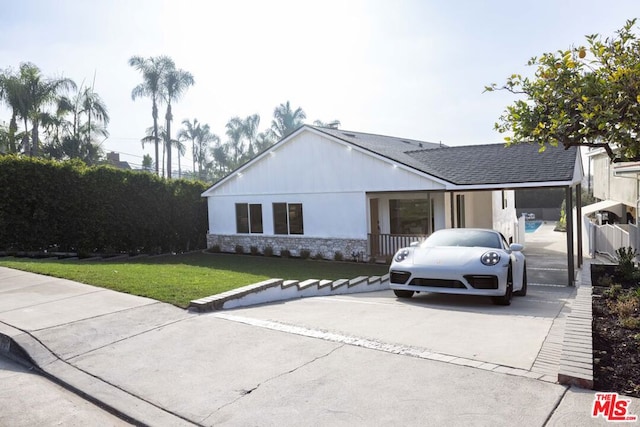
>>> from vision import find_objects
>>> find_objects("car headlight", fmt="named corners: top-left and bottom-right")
top-left (481, 251), bottom-right (501, 266)
top-left (394, 249), bottom-right (410, 263)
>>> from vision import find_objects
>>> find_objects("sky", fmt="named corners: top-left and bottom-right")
top-left (0, 0), bottom-right (638, 170)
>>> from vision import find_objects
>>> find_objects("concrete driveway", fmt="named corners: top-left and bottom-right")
top-left (4, 224), bottom-right (626, 426)
top-left (216, 285), bottom-right (573, 372)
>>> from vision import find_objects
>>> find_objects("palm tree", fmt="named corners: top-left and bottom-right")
top-left (178, 118), bottom-right (218, 180)
top-left (129, 55), bottom-right (174, 176)
top-left (211, 140), bottom-right (230, 178)
top-left (174, 138), bottom-right (186, 178)
top-left (241, 114), bottom-right (261, 159)
top-left (77, 85), bottom-right (109, 145)
top-left (271, 101), bottom-right (306, 140)
top-left (0, 68), bottom-right (23, 153)
top-left (60, 84), bottom-right (110, 152)
top-left (225, 116), bottom-right (244, 166)
top-left (141, 125), bottom-right (167, 177)
top-left (178, 118), bottom-right (201, 174)
top-left (11, 63), bottom-right (75, 156)
top-left (161, 66), bottom-right (194, 179)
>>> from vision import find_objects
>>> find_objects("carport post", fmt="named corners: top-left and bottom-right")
top-left (576, 183), bottom-right (583, 267)
top-left (566, 186), bottom-right (575, 286)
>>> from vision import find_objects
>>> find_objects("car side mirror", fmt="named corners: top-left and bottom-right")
top-left (509, 243), bottom-right (524, 252)
top-left (410, 241), bottom-right (420, 247)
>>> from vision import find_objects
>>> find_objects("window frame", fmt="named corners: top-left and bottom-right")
top-left (235, 203), bottom-right (263, 234)
top-left (273, 202), bottom-right (304, 235)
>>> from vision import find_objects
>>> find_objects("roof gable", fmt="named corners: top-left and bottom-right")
top-left (202, 126), bottom-right (582, 196)
top-left (202, 126), bottom-right (448, 197)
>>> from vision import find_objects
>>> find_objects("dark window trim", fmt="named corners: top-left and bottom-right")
top-left (273, 202), bottom-right (304, 235)
top-left (236, 203), bottom-right (263, 234)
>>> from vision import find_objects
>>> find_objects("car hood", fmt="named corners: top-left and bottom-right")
top-left (411, 246), bottom-right (494, 266)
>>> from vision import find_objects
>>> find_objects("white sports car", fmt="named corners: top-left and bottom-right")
top-left (389, 228), bottom-right (527, 305)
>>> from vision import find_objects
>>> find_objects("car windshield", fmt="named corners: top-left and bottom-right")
top-left (422, 229), bottom-right (502, 249)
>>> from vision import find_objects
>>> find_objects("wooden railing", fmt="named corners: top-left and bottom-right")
top-left (368, 233), bottom-right (427, 258)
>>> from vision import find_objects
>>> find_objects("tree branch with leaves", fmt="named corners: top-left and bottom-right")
top-left (486, 19), bottom-right (640, 162)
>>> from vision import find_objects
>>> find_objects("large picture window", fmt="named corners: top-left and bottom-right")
top-left (390, 198), bottom-right (430, 234)
top-left (273, 203), bottom-right (304, 235)
top-left (235, 203), bottom-right (263, 234)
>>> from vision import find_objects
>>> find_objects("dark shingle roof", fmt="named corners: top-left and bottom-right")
top-left (311, 126), bottom-right (445, 175)
top-left (407, 143), bottom-right (578, 185)
top-left (311, 126), bottom-right (578, 186)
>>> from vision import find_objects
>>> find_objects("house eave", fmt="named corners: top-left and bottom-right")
top-left (446, 180), bottom-right (579, 191)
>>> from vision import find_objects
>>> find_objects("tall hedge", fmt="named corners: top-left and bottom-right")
top-left (0, 156), bottom-right (209, 254)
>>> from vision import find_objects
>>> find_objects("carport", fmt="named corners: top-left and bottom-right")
top-left (423, 142), bottom-right (584, 286)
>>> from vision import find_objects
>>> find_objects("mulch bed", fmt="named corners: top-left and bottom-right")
top-left (592, 267), bottom-right (640, 398)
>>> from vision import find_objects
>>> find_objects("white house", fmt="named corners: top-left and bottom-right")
top-left (202, 125), bottom-right (583, 262)
top-left (585, 148), bottom-right (640, 259)
top-left (588, 148), bottom-right (637, 222)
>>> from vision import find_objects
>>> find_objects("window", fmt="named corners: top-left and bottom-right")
top-left (273, 203), bottom-right (304, 235)
top-left (235, 203), bottom-right (263, 234)
top-left (250, 204), bottom-right (263, 233)
top-left (390, 198), bottom-right (431, 234)
top-left (456, 194), bottom-right (465, 228)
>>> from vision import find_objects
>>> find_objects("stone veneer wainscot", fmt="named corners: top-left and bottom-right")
top-left (206, 234), bottom-right (368, 260)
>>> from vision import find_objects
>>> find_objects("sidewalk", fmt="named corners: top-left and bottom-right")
top-left (0, 262), bottom-right (638, 426)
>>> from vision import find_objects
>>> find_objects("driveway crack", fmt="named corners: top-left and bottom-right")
top-left (200, 343), bottom-right (345, 424)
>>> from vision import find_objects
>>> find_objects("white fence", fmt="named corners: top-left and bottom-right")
top-left (590, 222), bottom-right (639, 261)
top-left (514, 215), bottom-right (526, 245)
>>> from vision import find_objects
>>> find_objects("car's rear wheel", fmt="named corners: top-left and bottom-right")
top-left (514, 262), bottom-right (527, 297)
top-left (393, 290), bottom-right (414, 298)
top-left (492, 265), bottom-right (513, 305)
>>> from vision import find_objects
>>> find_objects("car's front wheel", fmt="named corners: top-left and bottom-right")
top-left (393, 290), bottom-right (414, 298)
top-left (514, 262), bottom-right (527, 297)
top-left (492, 266), bottom-right (513, 305)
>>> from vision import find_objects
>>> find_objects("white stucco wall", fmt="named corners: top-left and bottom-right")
top-left (208, 192), bottom-right (367, 239)
top-left (593, 153), bottom-right (638, 207)
top-left (207, 131), bottom-right (447, 197)
top-left (465, 192), bottom-right (493, 229)
top-left (492, 190), bottom-right (517, 241)
top-left (205, 130), bottom-right (447, 240)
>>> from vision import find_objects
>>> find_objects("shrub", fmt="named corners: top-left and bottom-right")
top-left (300, 249), bottom-right (311, 259)
top-left (334, 251), bottom-right (343, 261)
top-left (250, 245), bottom-right (259, 255)
top-left (208, 245), bottom-right (221, 253)
top-left (603, 283), bottom-right (623, 299)
top-left (313, 252), bottom-right (324, 261)
top-left (235, 244), bottom-right (244, 254)
top-left (620, 317), bottom-right (640, 330)
top-left (0, 157), bottom-right (208, 254)
top-left (610, 296), bottom-right (639, 318)
top-left (280, 248), bottom-right (291, 258)
top-left (263, 246), bottom-right (274, 257)
top-left (615, 246), bottom-right (638, 281)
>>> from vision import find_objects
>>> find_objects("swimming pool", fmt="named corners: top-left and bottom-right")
top-left (525, 220), bottom-right (543, 233)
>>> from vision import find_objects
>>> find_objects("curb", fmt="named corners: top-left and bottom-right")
top-left (0, 322), bottom-right (196, 427)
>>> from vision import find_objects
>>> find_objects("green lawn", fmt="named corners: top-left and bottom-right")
top-left (0, 252), bottom-right (389, 308)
